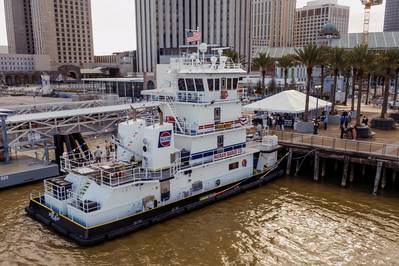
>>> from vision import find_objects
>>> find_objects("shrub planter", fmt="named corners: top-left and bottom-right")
top-left (295, 121), bottom-right (314, 133)
top-left (370, 118), bottom-right (396, 130)
top-left (389, 113), bottom-right (399, 123)
top-left (356, 126), bottom-right (371, 139)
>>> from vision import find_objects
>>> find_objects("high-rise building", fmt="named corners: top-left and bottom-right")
top-left (384, 0), bottom-right (399, 32)
top-left (251, 0), bottom-right (296, 47)
top-left (4, 0), bottom-right (94, 66)
top-left (135, 0), bottom-right (252, 73)
top-left (294, 0), bottom-right (350, 47)
top-left (4, 0), bottom-right (35, 54)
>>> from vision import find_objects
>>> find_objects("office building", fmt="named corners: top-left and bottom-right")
top-left (135, 0), bottom-right (252, 73)
top-left (252, 0), bottom-right (296, 47)
top-left (4, 0), bottom-right (35, 54)
top-left (384, 0), bottom-right (399, 32)
top-left (4, 0), bottom-right (94, 66)
top-left (294, 0), bottom-right (349, 46)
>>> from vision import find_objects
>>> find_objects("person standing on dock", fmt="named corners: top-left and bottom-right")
top-left (105, 141), bottom-right (111, 160)
top-left (94, 146), bottom-right (103, 163)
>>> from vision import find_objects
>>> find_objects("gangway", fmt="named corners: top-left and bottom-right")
top-left (2, 102), bottom-right (159, 151)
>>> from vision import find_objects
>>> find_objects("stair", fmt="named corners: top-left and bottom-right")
top-left (79, 180), bottom-right (91, 197)
top-left (165, 96), bottom-right (185, 133)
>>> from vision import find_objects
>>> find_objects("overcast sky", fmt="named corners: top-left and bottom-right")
top-left (0, 0), bottom-right (386, 55)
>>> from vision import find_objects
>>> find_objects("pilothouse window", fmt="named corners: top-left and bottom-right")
top-left (215, 79), bottom-right (220, 91)
top-left (227, 79), bottom-right (232, 90)
top-left (207, 79), bottom-right (214, 91)
top-left (186, 79), bottom-right (195, 91)
top-left (233, 78), bottom-right (238, 90)
top-left (195, 79), bottom-right (204, 91)
top-left (178, 79), bottom-right (186, 91)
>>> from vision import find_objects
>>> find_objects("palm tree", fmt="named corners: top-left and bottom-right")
top-left (277, 55), bottom-right (294, 91)
top-left (292, 43), bottom-right (321, 122)
top-left (377, 48), bottom-right (399, 118)
top-left (328, 47), bottom-right (346, 114)
top-left (347, 44), bottom-right (375, 126)
top-left (223, 49), bottom-right (245, 65)
top-left (341, 53), bottom-right (352, 106)
top-left (318, 46), bottom-right (330, 100)
top-left (252, 53), bottom-right (274, 96)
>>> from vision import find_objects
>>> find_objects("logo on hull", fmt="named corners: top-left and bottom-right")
top-left (158, 130), bottom-right (172, 148)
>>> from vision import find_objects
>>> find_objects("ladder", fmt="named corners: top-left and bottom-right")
top-left (79, 180), bottom-right (91, 197)
top-left (165, 96), bottom-right (184, 133)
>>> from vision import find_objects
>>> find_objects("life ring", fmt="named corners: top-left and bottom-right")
top-left (221, 90), bottom-right (228, 99)
top-left (242, 159), bottom-right (247, 167)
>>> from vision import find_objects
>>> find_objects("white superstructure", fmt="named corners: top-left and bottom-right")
top-left (39, 45), bottom-right (278, 228)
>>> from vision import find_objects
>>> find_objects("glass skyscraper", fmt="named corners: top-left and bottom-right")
top-left (384, 0), bottom-right (399, 32)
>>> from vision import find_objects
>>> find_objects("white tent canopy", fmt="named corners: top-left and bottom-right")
top-left (243, 90), bottom-right (331, 114)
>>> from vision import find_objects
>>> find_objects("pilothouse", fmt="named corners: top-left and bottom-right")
top-left (26, 43), bottom-right (283, 245)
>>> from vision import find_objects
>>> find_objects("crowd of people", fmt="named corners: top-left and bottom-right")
top-left (264, 113), bottom-right (296, 131)
top-left (338, 111), bottom-right (368, 139)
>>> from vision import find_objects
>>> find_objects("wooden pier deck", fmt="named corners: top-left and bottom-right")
top-left (265, 130), bottom-right (399, 195)
top-left (269, 130), bottom-right (399, 160)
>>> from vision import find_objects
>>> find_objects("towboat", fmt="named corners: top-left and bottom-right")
top-left (26, 45), bottom-right (283, 245)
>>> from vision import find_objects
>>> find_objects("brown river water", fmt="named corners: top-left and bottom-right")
top-left (1, 176), bottom-right (399, 266)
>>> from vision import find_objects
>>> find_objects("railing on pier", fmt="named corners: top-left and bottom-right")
top-left (267, 130), bottom-right (399, 159)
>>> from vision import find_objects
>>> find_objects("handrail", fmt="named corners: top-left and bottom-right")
top-left (266, 130), bottom-right (399, 158)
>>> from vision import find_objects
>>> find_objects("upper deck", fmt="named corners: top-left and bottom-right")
top-left (143, 47), bottom-right (247, 104)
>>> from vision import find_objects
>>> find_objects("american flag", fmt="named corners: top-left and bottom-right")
top-left (186, 31), bottom-right (201, 43)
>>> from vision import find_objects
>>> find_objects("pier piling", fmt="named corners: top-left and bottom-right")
top-left (341, 157), bottom-right (349, 187)
top-left (393, 171), bottom-right (397, 184)
top-left (350, 164), bottom-right (355, 183)
top-left (314, 152), bottom-right (320, 181)
top-left (321, 159), bottom-right (326, 178)
top-left (373, 161), bottom-right (383, 195)
top-left (381, 168), bottom-right (387, 190)
top-left (362, 165), bottom-right (366, 176)
top-left (286, 148), bottom-right (293, 176)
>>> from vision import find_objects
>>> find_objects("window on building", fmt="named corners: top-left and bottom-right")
top-left (229, 162), bottom-right (239, 171)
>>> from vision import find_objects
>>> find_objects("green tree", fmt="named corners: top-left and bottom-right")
top-left (328, 47), bottom-right (346, 114)
top-left (252, 53), bottom-right (275, 96)
top-left (376, 48), bottom-right (399, 118)
top-left (277, 55), bottom-right (294, 91)
top-left (292, 43), bottom-right (322, 121)
top-left (347, 45), bottom-right (375, 126)
top-left (223, 49), bottom-right (246, 65)
top-left (317, 46), bottom-right (330, 100)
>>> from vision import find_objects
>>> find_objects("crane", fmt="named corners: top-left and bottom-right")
top-left (360, 0), bottom-right (383, 45)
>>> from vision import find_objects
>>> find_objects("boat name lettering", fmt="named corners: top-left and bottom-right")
top-left (213, 148), bottom-right (243, 160)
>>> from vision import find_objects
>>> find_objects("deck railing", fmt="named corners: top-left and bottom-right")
top-left (267, 130), bottom-right (399, 159)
